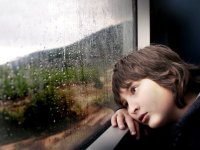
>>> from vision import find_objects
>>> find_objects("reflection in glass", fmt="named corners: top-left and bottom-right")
top-left (0, 0), bottom-right (135, 149)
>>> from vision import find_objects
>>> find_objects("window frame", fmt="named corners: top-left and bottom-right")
top-left (0, 0), bottom-right (149, 149)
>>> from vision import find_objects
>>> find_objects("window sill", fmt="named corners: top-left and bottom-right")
top-left (86, 126), bottom-right (128, 150)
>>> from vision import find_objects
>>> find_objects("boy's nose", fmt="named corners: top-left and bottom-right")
top-left (128, 104), bottom-right (140, 114)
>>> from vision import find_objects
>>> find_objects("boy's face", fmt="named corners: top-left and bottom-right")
top-left (119, 78), bottom-right (177, 128)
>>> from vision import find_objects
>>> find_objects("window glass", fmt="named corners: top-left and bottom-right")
top-left (0, 0), bottom-right (136, 149)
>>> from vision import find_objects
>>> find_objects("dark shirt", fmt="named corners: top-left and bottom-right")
top-left (170, 93), bottom-right (200, 149)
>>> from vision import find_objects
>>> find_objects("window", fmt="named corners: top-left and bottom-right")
top-left (0, 0), bottom-right (136, 149)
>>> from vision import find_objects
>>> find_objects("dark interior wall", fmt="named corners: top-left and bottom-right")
top-left (150, 0), bottom-right (200, 64)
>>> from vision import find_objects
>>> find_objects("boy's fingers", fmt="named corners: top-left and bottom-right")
top-left (116, 113), bottom-right (126, 129)
top-left (125, 116), bottom-right (136, 135)
top-left (111, 113), bottom-right (117, 127)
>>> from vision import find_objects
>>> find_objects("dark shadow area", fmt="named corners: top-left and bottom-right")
top-left (150, 0), bottom-right (200, 64)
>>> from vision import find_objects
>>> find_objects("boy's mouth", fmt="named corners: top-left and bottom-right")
top-left (138, 112), bottom-right (148, 123)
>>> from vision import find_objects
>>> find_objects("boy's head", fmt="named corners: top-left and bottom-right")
top-left (112, 44), bottom-right (189, 108)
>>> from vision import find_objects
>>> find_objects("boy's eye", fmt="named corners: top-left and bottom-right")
top-left (130, 87), bottom-right (136, 94)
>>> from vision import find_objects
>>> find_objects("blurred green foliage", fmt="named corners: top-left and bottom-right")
top-left (0, 66), bottom-right (102, 100)
top-left (1, 86), bottom-right (84, 129)
top-left (0, 65), bottom-right (102, 129)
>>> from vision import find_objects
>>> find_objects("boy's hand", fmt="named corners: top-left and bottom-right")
top-left (111, 108), bottom-right (141, 139)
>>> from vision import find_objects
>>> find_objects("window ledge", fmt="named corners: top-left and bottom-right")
top-left (86, 126), bottom-right (128, 150)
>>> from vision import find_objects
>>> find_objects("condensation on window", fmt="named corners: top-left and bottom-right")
top-left (0, 0), bottom-right (136, 149)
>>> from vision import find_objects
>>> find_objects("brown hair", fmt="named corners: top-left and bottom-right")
top-left (112, 44), bottom-right (200, 108)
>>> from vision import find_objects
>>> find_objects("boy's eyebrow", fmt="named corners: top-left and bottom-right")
top-left (123, 80), bottom-right (139, 89)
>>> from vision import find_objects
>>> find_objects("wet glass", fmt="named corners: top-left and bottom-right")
top-left (0, 0), bottom-right (136, 149)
